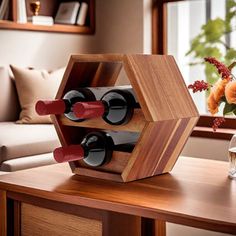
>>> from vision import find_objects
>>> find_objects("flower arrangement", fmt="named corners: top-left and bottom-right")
top-left (188, 57), bottom-right (236, 131)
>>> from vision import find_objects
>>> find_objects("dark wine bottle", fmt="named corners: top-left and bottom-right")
top-left (53, 131), bottom-right (114, 167)
top-left (73, 89), bottom-right (139, 125)
top-left (35, 88), bottom-right (96, 122)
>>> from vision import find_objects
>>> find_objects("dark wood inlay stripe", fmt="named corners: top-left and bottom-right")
top-left (155, 118), bottom-right (190, 173)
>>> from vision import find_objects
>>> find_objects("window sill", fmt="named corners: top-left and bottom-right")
top-left (191, 126), bottom-right (235, 140)
top-left (191, 115), bottom-right (235, 140)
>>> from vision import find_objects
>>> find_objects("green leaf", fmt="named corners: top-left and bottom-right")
top-left (186, 34), bottom-right (203, 56)
top-left (226, 0), bottom-right (236, 11)
top-left (225, 48), bottom-right (236, 61)
top-left (202, 18), bottom-right (226, 42)
top-left (186, 2), bottom-right (236, 107)
top-left (205, 63), bottom-right (219, 84)
top-left (223, 102), bottom-right (236, 115)
top-left (204, 47), bottom-right (222, 58)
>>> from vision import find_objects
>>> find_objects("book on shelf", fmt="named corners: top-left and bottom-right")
top-left (76, 2), bottom-right (88, 26)
top-left (2, 2), bottom-right (9, 20)
top-left (17, 0), bottom-right (27, 23)
top-left (0, 0), bottom-right (9, 20)
top-left (28, 16), bottom-right (54, 26)
top-left (55, 2), bottom-right (80, 25)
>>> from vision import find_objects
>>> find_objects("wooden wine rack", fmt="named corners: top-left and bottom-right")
top-left (51, 54), bottom-right (199, 182)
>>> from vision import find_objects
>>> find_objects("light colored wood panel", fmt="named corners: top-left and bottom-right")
top-left (74, 167), bottom-right (123, 182)
top-left (59, 108), bottom-right (146, 132)
top-left (122, 120), bottom-right (178, 181)
top-left (70, 54), bottom-right (124, 63)
top-left (163, 117), bottom-right (199, 172)
top-left (78, 150), bottom-right (131, 174)
top-left (0, 190), bottom-right (7, 236)
top-left (21, 203), bottom-right (102, 236)
top-left (123, 54), bottom-right (199, 121)
top-left (122, 118), bottom-right (196, 181)
top-left (90, 62), bottom-right (123, 87)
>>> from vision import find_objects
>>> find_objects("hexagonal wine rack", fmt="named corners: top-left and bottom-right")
top-left (51, 54), bottom-right (199, 182)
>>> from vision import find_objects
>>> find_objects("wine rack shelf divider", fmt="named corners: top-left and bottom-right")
top-left (59, 109), bottom-right (146, 132)
top-left (51, 54), bottom-right (199, 182)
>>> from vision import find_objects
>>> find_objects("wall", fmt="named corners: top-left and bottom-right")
top-left (91, 0), bottom-right (151, 54)
top-left (0, 30), bottom-right (96, 70)
top-left (181, 137), bottom-right (229, 162)
top-left (0, 0), bottom-right (150, 69)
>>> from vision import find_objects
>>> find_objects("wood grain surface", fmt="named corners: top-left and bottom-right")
top-left (0, 157), bottom-right (235, 234)
top-left (14, 201), bottom-right (21, 236)
top-left (0, 190), bottom-right (7, 236)
top-left (59, 108), bottom-right (146, 132)
top-left (122, 117), bottom-right (199, 181)
top-left (123, 54), bottom-right (199, 121)
top-left (8, 192), bottom-right (144, 236)
top-left (76, 150), bottom-right (130, 175)
top-left (90, 62), bottom-right (123, 87)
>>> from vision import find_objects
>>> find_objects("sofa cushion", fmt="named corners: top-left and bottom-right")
top-left (0, 171), bottom-right (8, 175)
top-left (10, 65), bottom-right (64, 124)
top-left (0, 66), bottom-right (20, 121)
top-left (0, 122), bottom-right (60, 162)
top-left (0, 153), bottom-right (57, 172)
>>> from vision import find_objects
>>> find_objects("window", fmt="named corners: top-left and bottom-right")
top-left (152, 0), bottom-right (236, 139)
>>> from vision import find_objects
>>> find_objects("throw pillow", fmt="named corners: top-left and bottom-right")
top-left (10, 65), bottom-right (64, 124)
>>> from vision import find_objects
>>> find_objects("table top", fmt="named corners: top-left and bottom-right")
top-left (0, 156), bottom-right (235, 234)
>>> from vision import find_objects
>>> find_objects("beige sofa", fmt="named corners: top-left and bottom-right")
top-left (0, 66), bottom-right (60, 172)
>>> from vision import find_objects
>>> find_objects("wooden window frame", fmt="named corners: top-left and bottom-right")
top-left (152, 0), bottom-right (235, 140)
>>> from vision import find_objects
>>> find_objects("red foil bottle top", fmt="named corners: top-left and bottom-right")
top-left (53, 145), bottom-right (85, 163)
top-left (73, 101), bottom-right (105, 119)
top-left (35, 99), bottom-right (66, 115)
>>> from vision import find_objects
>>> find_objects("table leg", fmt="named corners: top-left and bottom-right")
top-left (0, 190), bottom-right (7, 236)
top-left (14, 201), bottom-right (21, 236)
top-left (154, 220), bottom-right (166, 236)
top-left (142, 218), bottom-right (166, 236)
top-left (103, 211), bottom-right (142, 236)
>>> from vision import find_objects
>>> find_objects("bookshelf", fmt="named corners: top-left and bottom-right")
top-left (0, 0), bottom-right (95, 34)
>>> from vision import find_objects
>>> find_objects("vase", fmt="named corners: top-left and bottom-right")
top-left (228, 134), bottom-right (236, 179)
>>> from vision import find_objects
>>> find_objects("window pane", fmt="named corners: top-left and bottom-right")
top-left (167, 0), bottom-right (235, 115)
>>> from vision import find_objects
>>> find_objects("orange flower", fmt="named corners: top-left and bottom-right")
top-left (207, 92), bottom-right (219, 115)
top-left (213, 78), bottom-right (229, 101)
top-left (225, 81), bottom-right (236, 104)
top-left (207, 78), bottom-right (230, 115)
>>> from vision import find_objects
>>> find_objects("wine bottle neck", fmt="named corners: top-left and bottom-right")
top-left (35, 99), bottom-right (67, 115)
top-left (53, 145), bottom-right (85, 163)
top-left (73, 101), bottom-right (105, 119)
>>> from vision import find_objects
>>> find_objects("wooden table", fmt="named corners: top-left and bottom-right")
top-left (0, 156), bottom-right (235, 236)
